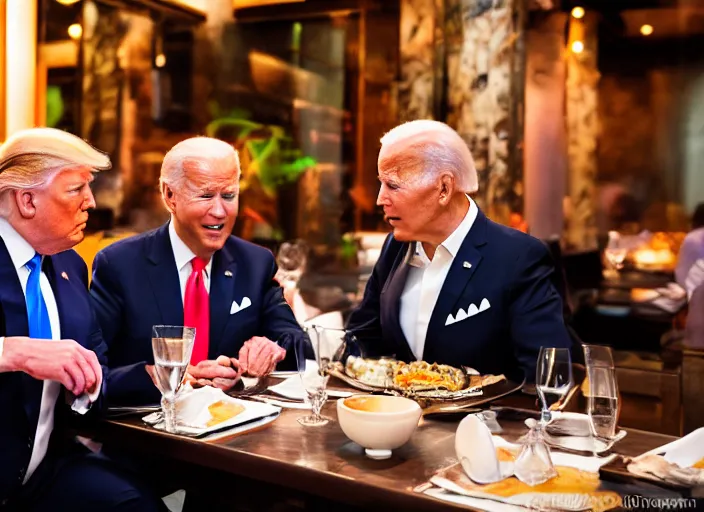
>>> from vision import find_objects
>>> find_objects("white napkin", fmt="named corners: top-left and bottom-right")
top-left (267, 361), bottom-right (353, 400)
top-left (493, 436), bottom-right (616, 473)
top-left (456, 415), bottom-right (514, 484)
top-left (70, 374), bottom-right (102, 415)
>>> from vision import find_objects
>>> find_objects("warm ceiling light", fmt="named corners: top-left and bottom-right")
top-left (640, 24), bottom-right (654, 36)
top-left (155, 54), bottom-right (166, 68)
top-left (56, 0), bottom-right (81, 5)
top-left (67, 23), bottom-right (82, 40)
top-left (571, 6), bottom-right (585, 19)
top-left (571, 40), bottom-right (584, 53)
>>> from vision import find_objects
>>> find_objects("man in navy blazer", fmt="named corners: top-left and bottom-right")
top-left (346, 121), bottom-right (572, 383)
top-left (0, 128), bottom-right (161, 510)
top-left (91, 137), bottom-right (305, 406)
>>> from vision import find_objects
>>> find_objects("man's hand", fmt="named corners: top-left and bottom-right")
top-left (187, 356), bottom-right (243, 391)
top-left (239, 336), bottom-right (286, 377)
top-left (1, 336), bottom-right (101, 396)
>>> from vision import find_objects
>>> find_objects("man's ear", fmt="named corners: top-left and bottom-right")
top-left (14, 190), bottom-right (37, 219)
top-left (162, 183), bottom-right (176, 213)
top-left (439, 173), bottom-right (455, 205)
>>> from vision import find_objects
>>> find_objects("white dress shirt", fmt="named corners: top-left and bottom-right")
top-left (0, 218), bottom-right (61, 484)
top-left (168, 220), bottom-right (213, 304)
top-left (400, 196), bottom-right (478, 360)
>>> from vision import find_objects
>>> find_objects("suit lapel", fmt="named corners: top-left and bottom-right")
top-left (425, 209), bottom-right (488, 354)
top-left (146, 224), bottom-right (184, 327)
top-left (209, 244), bottom-right (237, 358)
top-left (380, 244), bottom-right (415, 361)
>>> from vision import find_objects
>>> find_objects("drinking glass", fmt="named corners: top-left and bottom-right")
top-left (536, 347), bottom-right (573, 426)
top-left (604, 231), bottom-right (627, 277)
top-left (583, 344), bottom-right (615, 370)
top-left (587, 365), bottom-right (619, 440)
top-left (276, 240), bottom-right (308, 292)
top-left (296, 325), bottom-right (351, 427)
top-left (151, 325), bottom-right (196, 433)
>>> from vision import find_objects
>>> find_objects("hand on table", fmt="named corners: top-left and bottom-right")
top-left (238, 336), bottom-right (286, 377)
top-left (146, 356), bottom-right (243, 392)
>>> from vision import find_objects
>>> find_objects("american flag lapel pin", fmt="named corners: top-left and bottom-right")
top-left (224, 270), bottom-right (233, 277)
top-left (463, 261), bottom-right (472, 269)
top-left (61, 272), bottom-right (69, 281)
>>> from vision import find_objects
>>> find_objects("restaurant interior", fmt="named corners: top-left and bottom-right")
top-left (2, 0), bottom-right (704, 510)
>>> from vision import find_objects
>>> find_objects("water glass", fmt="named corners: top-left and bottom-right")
top-left (536, 347), bottom-right (573, 425)
top-left (587, 365), bottom-right (619, 440)
top-left (151, 325), bottom-right (196, 433)
top-left (604, 231), bottom-right (627, 276)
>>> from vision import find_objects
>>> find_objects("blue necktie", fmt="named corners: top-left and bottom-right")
top-left (25, 254), bottom-right (52, 339)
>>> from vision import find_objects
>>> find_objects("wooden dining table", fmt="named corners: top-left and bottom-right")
top-left (79, 385), bottom-right (687, 512)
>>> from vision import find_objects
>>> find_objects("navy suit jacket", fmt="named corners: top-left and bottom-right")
top-left (0, 237), bottom-right (108, 504)
top-left (90, 223), bottom-right (306, 406)
top-left (346, 209), bottom-right (572, 383)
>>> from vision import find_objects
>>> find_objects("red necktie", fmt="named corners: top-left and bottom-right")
top-left (184, 257), bottom-right (209, 365)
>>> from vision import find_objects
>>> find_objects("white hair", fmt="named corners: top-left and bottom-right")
top-left (0, 127), bottom-right (111, 217)
top-left (380, 120), bottom-right (478, 193)
top-left (160, 137), bottom-right (240, 195)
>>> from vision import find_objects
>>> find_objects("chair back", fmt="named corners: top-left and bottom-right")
top-left (685, 284), bottom-right (704, 349)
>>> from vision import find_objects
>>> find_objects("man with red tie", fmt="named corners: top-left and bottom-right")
top-left (90, 137), bottom-right (305, 405)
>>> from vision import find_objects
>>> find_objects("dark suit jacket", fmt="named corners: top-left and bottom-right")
top-left (90, 223), bottom-right (305, 406)
top-left (346, 209), bottom-right (572, 383)
top-left (0, 237), bottom-right (108, 505)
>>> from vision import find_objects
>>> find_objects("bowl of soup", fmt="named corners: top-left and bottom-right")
top-left (337, 395), bottom-right (422, 460)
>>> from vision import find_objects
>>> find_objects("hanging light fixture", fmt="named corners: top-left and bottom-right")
top-left (56, 0), bottom-right (81, 5)
top-left (571, 7), bottom-right (585, 19)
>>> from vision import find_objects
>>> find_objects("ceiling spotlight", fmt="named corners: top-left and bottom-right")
top-left (571, 7), bottom-right (585, 19)
top-left (155, 54), bottom-right (166, 68)
top-left (640, 24), bottom-right (654, 36)
top-left (67, 23), bottom-right (82, 40)
top-left (56, 0), bottom-right (81, 5)
top-left (571, 40), bottom-right (584, 54)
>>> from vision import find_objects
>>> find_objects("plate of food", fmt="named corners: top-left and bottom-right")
top-left (328, 356), bottom-right (524, 412)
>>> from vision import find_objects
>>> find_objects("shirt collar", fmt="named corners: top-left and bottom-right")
top-left (0, 217), bottom-right (38, 271)
top-left (168, 219), bottom-right (213, 278)
top-left (409, 195), bottom-right (478, 268)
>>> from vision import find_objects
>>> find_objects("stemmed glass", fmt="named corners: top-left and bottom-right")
top-left (604, 231), bottom-right (628, 278)
top-left (151, 325), bottom-right (196, 433)
top-left (276, 240), bottom-right (308, 292)
top-left (296, 326), bottom-right (352, 427)
top-left (535, 347), bottom-right (573, 427)
top-left (583, 345), bottom-right (620, 441)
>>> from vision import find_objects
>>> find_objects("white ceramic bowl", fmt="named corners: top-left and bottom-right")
top-left (337, 395), bottom-right (422, 460)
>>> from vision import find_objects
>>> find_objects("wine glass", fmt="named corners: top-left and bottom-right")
top-left (586, 365), bottom-right (619, 440)
top-left (604, 231), bottom-right (628, 277)
top-left (296, 326), bottom-right (350, 427)
top-left (583, 344), bottom-right (615, 370)
top-left (276, 240), bottom-right (308, 292)
top-left (151, 325), bottom-right (196, 433)
top-left (535, 347), bottom-right (573, 426)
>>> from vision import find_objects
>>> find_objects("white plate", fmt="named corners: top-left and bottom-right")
top-left (269, 370), bottom-right (299, 378)
top-left (267, 375), bottom-right (353, 400)
top-left (143, 387), bottom-right (281, 437)
top-left (636, 426), bottom-right (704, 467)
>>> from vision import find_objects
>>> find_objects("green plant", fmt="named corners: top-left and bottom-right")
top-left (205, 102), bottom-right (316, 196)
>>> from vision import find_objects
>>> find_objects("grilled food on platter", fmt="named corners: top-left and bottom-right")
top-left (344, 356), bottom-right (503, 392)
top-left (393, 361), bottom-right (466, 391)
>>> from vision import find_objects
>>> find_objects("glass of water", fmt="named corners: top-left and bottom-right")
top-left (296, 325), bottom-right (348, 427)
top-left (151, 325), bottom-right (196, 433)
top-left (587, 365), bottom-right (619, 440)
top-left (536, 347), bottom-right (573, 426)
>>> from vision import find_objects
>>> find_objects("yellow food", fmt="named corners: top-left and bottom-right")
top-left (393, 361), bottom-right (466, 391)
top-left (692, 457), bottom-right (704, 469)
top-left (206, 400), bottom-right (245, 427)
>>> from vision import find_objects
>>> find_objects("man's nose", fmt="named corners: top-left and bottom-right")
top-left (209, 196), bottom-right (227, 217)
top-left (376, 185), bottom-right (388, 206)
top-left (84, 188), bottom-right (96, 210)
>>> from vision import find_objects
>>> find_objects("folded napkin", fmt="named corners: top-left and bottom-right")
top-left (70, 375), bottom-right (102, 415)
top-left (627, 427), bottom-right (704, 487)
top-left (267, 362), bottom-right (353, 401)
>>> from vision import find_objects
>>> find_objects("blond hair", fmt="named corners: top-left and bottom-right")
top-left (380, 120), bottom-right (478, 193)
top-left (0, 127), bottom-right (111, 217)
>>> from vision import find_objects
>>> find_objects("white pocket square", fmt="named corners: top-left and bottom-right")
top-left (230, 296), bottom-right (252, 315)
top-left (445, 298), bottom-right (490, 326)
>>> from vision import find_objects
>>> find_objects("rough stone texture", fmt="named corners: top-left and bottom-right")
top-left (398, 0), bottom-right (436, 121)
top-left (81, 0), bottom-right (127, 216)
top-left (565, 14), bottom-right (599, 250)
top-left (446, 0), bottom-right (521, 224)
